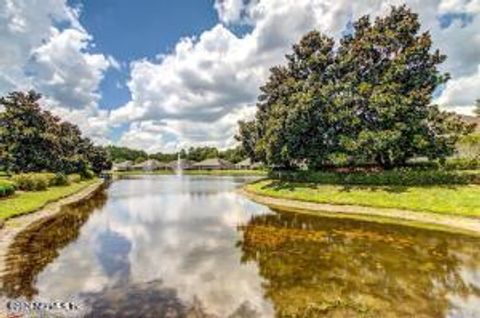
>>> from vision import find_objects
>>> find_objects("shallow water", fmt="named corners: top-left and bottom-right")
top-left (1, 175), bottom-right (480, 317)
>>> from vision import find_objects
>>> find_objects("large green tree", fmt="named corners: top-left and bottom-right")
top-left (238, 6), bottom-right (473, 169)
top-left (0, 91), bottom-right (111, 174)
top-left (475, 99), bottom-right (480, 118)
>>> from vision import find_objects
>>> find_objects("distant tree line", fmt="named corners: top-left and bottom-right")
top-left (237, 6), bottom-right (475, 169)
top-left (106, 146), bottom-right (150, 164)
top-left (0, 91), bottom-right (111, 175)
top-left (107, 145), bottom-right (246, 164)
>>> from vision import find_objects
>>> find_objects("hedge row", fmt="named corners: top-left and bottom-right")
top-left (443, 158), bottom-right (480, 171)
top-left (269, 169), bottom-right (480, 186)
top-left (11, 172), bottom-right (91, 191)
top-left (407, 158), bottom-right (480, 170)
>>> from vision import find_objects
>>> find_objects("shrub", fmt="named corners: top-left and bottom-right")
top-left (0, 180), bottom-right (15, 197)
top-left (444, 158), bottom-right (480, 171)
top-left (11, 173), bottom-right (53, 191)
top-left (457, 133), bottom-right (480, 158)
top-left (81, 169), bottom-right (95, 180)
top-left (269, 169), bottom-right (480, 186)
top-left (67, 174), bottom-right (82, 184)
top-left (50, 173), bottom-right (70, 186)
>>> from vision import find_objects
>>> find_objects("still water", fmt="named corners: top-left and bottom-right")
top-left (1, 175), bottom-right (480, 317)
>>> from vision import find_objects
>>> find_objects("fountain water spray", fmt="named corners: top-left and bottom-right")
top-left (176, 152), bottom-right (183, 176)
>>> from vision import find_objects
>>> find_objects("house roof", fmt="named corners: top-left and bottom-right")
top-left (251, 162), bottom-right (264, 168)
top-left (141, 159), bottom-right (161, 166)
top-left (192, 158), bottom-right (232, 167)
top-left (236, 158), bottom-right (251, 166)
top-left (167, 159), bottom-right (193, 167)
top-left (134, 159), bottom-right (171, 168)
top-left (114, 160), bottom-right (133, 168)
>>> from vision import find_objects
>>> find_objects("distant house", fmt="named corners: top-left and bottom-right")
top-left (138, 159), bottom-right (163, 171)
top-left (235, 158), bottom-right (263, 170)
top-left (131, 162), bottom-right (144, 170)
top-left (192, 158), bottom-right (233, 170)
top-left (156, 161), bottom-right (171, 170)
top-left (168, 159), bottom-right (193, 170)
top-left (112, 160), bottom-right (133, 171)
top-left (235, 158), bottom-right (252, 169)
top-left (251, 162), bottom-right (264, 170)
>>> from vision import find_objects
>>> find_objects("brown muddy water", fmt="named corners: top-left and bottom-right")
top-left (1, 175), bottom-right (479, 317)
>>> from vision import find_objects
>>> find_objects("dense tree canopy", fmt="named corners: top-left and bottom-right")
top-left (475, 99), bottom-right (480, 118)
top-left (184, 146), bottom-right (219, 162)
top-left (237, 6), bottom-right (474, 169)
top-left (107, 145), bottom-right (246, 164)
top-left (0, 91), bottom-right (111, 174)
top-left (218, 146), bottom-right (246, 164)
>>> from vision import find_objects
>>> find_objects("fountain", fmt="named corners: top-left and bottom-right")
top-left (176, 152), bottom-right (183, 176)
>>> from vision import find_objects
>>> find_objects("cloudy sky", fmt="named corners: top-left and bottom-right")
top-left (1, 0), bottom-right (479, 153)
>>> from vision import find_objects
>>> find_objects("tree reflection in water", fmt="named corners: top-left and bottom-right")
top-left (237, 211), bottom-right (480, 318)
top-left (79, 279), bottom-right (260, 318)
top-left (0, 190), bottom-right (108, 299)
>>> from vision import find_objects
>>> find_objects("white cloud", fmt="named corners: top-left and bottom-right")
top-left (214, 0), bottom-right (250, 24)
top-left (0, 0), bottom-right (115, 143)
top-left (31, 28), bottom-right (112, 110)
top-left (0, 0), bottom-right (75, 91)
top-left (436, 66), bottom-right (480, 115)
top-left (117, 105), bottom-right (254, 153)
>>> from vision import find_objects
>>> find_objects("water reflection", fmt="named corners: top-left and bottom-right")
top-left (1, 190), bottom-right (108, 299)
top-left (238, 211), bottom-right (480, 317)
top-left (1, 176), bottom-right (273, 317)
top-left (1, 175), bottom-right (480, 317)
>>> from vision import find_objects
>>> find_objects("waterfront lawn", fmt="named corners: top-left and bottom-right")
top-left (0, 178), bottom-right (99, 220)
top-left (116, 169), bottom-right (267, 176)
top-left (246, 179), bottom-right (480, 217)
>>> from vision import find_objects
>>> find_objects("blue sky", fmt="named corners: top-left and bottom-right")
top-left (1, 0), bottom-right (479, 153)
top-left (69, 0), bottom-right (219, 112)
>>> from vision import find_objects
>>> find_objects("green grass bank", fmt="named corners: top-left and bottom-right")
top-left (0, 178), bottom-right (100, 221)
top-left (246, 179), bottom-right (480, 217)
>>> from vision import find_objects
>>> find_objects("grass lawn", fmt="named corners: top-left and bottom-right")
top-left (246, 179), bottom-right (480, 217)
top-left (116, 169), bottom-right (267, 176)
top-left (0, 178), bottom-right (100, 220)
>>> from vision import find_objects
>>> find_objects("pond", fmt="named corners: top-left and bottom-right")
top-left (1, 175), bottom-right (480, 317)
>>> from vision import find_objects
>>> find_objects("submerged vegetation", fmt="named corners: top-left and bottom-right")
top-left (238, 212), bottom-right (480, 317)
